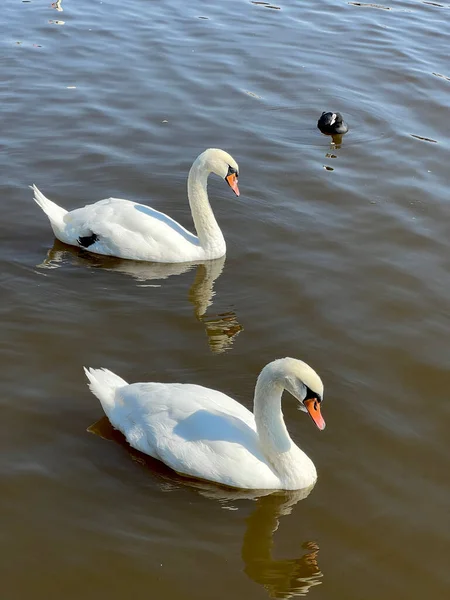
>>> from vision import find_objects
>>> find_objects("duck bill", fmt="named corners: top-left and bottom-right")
top-left (304, 398), bottom-right (326, 430)
top-left (226, 173), bottom-right (240, 196)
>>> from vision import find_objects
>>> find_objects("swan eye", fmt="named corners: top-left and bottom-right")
top-left (304, 385), bottom-right (322, 409)
top-left (227, 165), bottom-right (238, 178)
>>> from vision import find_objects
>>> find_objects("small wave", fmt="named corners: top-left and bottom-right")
top-left (410, 134), bottom-right (437, 143)
top-left (348, 2), bottom-right (391, 9)
top-left (432, 72), bottom-right (450, 82)
top-left (251, 1), bottom-right (281, 9)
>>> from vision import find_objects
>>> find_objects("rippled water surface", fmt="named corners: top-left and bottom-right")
top-left (1, 0), bottom-right (449, 598)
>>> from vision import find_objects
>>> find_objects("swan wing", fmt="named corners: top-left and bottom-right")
top-left (110, 382), bottom-right (280, 489)
top-left (63, 198), bottom-right (201, 261)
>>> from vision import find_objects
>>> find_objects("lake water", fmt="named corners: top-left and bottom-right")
top-left (1, 0), bottom-right (449, 598)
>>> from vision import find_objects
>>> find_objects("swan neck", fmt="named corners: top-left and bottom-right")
top-left (253, 364), bottom-right (317, 489)
top-left (187, 160), bottom-right (225, 257)
top-left (253, 370), bottom-right (293, 458)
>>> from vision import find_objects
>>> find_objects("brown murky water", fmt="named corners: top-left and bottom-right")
top-left (1, 0), bottom-right (449, 598)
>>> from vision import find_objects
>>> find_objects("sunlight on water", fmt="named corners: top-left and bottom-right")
top-left (1, 0), bottom-right (449, 599)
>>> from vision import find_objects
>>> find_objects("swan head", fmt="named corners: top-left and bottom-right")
top-left (196, 148), bottom-right (240, 196)
top-left (270, 357), bottom-right (326, 430)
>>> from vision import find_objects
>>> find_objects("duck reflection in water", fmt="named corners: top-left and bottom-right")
top-left (88, 417), bottom-right (323, 598)
top-left (38, 240), bottom-right (242, 353)
top-left (329, 133), bottom-right (344, 148)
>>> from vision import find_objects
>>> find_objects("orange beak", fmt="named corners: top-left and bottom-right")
top-left (226, 173), bottom-right (240, 196)
top-left (304, 398), bottom-right (326, 430)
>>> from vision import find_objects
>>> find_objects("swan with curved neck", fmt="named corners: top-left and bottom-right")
top-left (31, 148), bottom-right (240, 263)
top-left (85, 357), bottom-right (326, 490)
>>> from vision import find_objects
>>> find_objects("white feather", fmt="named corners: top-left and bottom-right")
top-left (31, 148), bottom-right (239, 263)
top-left (84, 358), bottom-right (324, 490)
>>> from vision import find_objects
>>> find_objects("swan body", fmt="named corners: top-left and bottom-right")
top-left (85, 358), bottom-right (326, 490)
top-left (31, 148), bottom-right (240, 263)
top-left (317, 111), bottom-right (348, 135)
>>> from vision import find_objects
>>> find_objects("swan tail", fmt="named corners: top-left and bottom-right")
top-left (84, 367), bottom-right (128, 416)
top-left (31, 184), bottom-right (68, 234)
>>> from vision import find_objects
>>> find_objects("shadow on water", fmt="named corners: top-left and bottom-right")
top-left (88, 416), bottom-right (322, 598)
top-left (37, 239), bottom-right (243, 353)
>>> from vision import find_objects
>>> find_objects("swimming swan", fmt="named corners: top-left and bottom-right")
top-left (31, 148), bottom-right (240, 263)
top-left (84, 358), bottom-right (326, 490)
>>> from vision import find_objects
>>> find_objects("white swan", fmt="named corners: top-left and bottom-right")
top-left (31, 148), bottom-right (240, 263)
top-left (84, 358), bottom-right (326, 490)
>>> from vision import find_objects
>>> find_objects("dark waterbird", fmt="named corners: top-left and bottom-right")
top-left (317, 111), bottom-right (348, 135)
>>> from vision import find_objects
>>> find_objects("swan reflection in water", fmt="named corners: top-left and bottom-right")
top-left (243, 492), bottom-right (322, 598)
top-left (38, 240), bottom-right (243, 353)
top-left (89, 417), bottom-right (323, 598)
